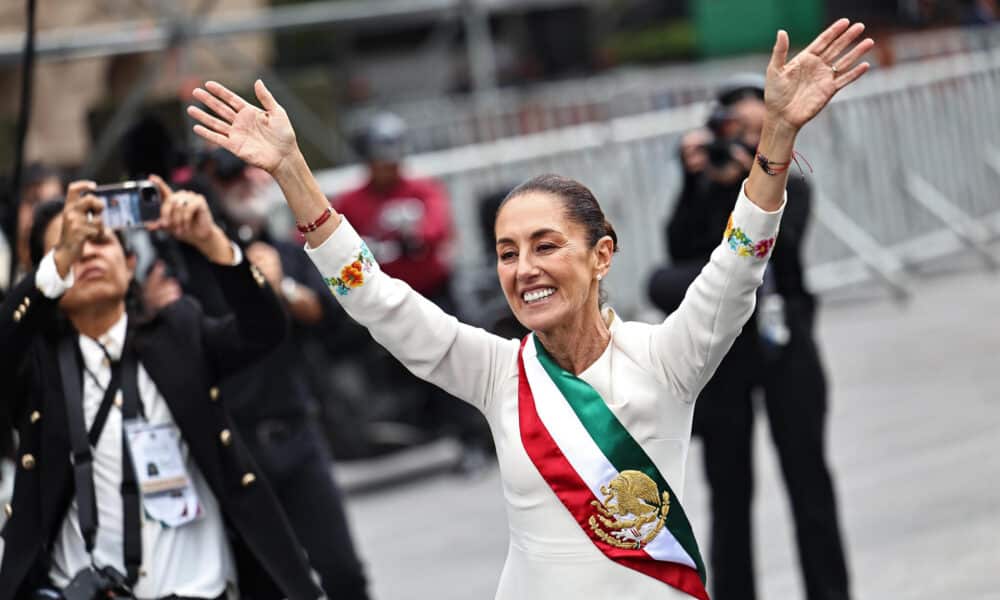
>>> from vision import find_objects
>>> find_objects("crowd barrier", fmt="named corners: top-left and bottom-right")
top-left (309, 45), bottom-right (1000, 319)
top-left (345, 24), bottom-right (1000, 159)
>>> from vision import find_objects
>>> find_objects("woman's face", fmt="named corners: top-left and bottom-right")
top-left (494, 192), bottom-right (609, 335)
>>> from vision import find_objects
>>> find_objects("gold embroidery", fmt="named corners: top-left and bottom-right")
top-left (588, 470), bottom-right (669, 550)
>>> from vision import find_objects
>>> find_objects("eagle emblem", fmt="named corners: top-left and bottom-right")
top-left (588, 470), bottom-right (670, 550)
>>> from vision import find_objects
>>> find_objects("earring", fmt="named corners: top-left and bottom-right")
top-left (596, 274), bottom-right (603, 281)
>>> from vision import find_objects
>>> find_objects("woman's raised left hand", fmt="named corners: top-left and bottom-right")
top-left (765, 19), bottom-right (875, 131)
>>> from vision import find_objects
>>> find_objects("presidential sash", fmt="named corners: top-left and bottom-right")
top-left (517, 335), bottom-right (708, 599)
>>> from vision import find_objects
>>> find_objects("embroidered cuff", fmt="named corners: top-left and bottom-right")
top-left (723, 181), bottom-right (785, 259)
top-left (35, 249), bottom-right (75, 298)
top-left (303, 219), bottom-right (378, 296)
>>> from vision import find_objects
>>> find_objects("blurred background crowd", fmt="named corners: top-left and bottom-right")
top-left (0, 1), bottom-right (998, 599)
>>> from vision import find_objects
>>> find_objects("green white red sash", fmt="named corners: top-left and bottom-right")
top-left (517, 335), bottom-right (708, 599)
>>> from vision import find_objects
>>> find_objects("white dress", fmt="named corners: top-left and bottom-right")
top-left (305, 186), bottom-right (784, 599)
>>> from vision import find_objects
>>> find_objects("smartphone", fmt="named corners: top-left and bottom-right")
top-left (92, 180), bottom-right (162, 230)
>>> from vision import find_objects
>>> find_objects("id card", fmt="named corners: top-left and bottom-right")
top-left (124, 421), bottom-right (202, 528)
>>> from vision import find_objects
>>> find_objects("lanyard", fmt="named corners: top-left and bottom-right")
top-left (57, 334), bottom-right (143, 586)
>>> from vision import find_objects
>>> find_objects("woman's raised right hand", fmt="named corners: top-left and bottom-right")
top-left (187, 80), bottom-right (298, 174)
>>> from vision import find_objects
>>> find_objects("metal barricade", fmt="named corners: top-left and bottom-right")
top-left (346, 24), bottom-right (1000, 158)
top-left (345, 54), bottom-right (770, 154)
top-left (311, 46), bottom-right (1000, 319)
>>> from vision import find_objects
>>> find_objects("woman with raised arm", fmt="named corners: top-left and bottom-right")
top-left (188, 20), bottom-right (872, 600)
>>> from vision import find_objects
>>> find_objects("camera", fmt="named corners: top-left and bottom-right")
top-left (702, 105), bottom-right (755, 169)
top-left (34, 565), bottom-right (134, 600)
top-left (93, 180), bottom-right (162, 230)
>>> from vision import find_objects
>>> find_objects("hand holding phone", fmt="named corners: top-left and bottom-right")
top-left (53, 180), bottom-right (105, 278)
top-left (147, 175), bottom-right (233, 265)
top-left (92, 180), bottom-right (162, 230)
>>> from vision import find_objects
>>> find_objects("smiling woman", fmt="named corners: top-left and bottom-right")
top-left (187, 17), bottom-right (874, 600)
top-left (494, 175), bottom-right (619, 375)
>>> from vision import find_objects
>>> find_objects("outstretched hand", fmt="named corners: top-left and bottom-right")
top-left (189, 79), bottom-right (340, 247)
top-left (187, 80), bottom-right (298, 174)
top-left (765, 19), bottom-right (875, 131)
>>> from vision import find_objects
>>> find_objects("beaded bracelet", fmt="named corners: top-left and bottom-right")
top-left (296, 206), bottom-right (333, 233)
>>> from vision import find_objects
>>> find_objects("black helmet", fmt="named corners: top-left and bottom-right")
top-left (715, 73), bottom-right (766, 106)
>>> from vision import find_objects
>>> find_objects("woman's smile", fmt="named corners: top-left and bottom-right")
top-left (522, 287), bottom-right (556, 305)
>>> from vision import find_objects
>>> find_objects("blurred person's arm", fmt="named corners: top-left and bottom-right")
top-left (147, 177), bottom-right (289, 378)
top-left (246, 240), bottom-right (326, 325)
top-left (283, 241), bottom-right (346, 332)
top-left (679, 128), bottom-right (711, 177)
top-left (141, 260), bottom-right (183, 312)
top-left (279, 277), bottom-right (325, 325)
top-left (666, 145), bottom-right (715, 262)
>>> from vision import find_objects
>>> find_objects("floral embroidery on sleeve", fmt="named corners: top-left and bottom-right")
top-left (324, 241), bottom-right (377, 296)
top-left (723, 214), bottom-right (775, 259)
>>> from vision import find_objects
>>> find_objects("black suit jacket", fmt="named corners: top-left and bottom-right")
top-left (0, 256), bottom-right (323, 600)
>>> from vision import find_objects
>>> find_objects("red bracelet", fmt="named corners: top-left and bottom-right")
top-left (296, 206), bottom-right (333, 233)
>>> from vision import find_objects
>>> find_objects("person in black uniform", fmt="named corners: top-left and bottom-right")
top-left (648, 75), bottom-right (851, 600)
top-left (142, 150), bottom-right (370, 600)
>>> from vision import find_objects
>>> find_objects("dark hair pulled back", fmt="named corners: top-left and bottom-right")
top-left (498, 174), bottom-right (618, 252)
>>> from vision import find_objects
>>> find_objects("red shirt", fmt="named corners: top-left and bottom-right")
top-left (333, 176), bottom-right (453, 296)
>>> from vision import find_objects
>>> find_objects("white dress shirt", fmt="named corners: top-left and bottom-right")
top-left (35, 250), bottom-right (236, 599)
top-left (305, 185), bottom-right (784, 599)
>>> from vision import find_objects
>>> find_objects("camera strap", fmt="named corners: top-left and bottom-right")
top-left (58, 333), bottom-right (143, 587)
top-left (119, 348), bottom-right (142, 586)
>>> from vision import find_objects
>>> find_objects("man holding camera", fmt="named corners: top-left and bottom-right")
top-left (648, 76), bottom-right (851, 600)
top-left (0, 179), bottom-right (321, 600)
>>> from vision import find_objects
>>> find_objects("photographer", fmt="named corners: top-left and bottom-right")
top-left (0, 179), bottom-right (321, 600)
top-left (648, 76), bottom-right (851, 600)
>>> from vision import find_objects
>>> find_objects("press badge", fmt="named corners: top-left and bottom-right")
top-left (124, 421), bottom-right (203, 528)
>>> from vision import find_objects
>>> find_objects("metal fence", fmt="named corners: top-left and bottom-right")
top-left (345, 23), bottom-right (1000, 158)
top-left (344, 54), bottom-right (769, 154)
top-left (310, 44), bottom-right (1000, 320)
